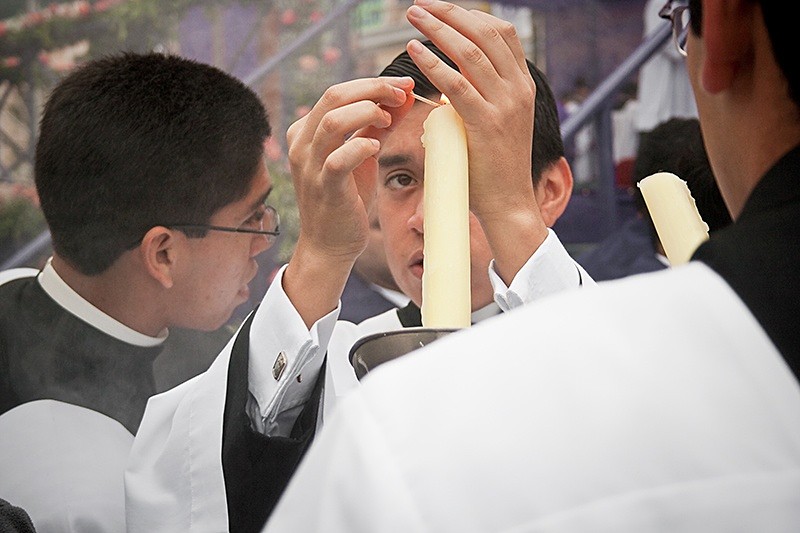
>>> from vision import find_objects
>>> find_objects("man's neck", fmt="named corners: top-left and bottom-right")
top-left (51, 254), bottom-right (167, 338)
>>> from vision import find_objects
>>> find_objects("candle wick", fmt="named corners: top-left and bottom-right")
top-left (411, 92), bottom-right (442, 108)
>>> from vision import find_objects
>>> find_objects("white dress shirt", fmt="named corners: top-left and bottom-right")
top-left (125, 228), bottom-right (592, 532)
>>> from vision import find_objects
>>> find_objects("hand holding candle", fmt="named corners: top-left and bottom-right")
top-left (638, 172), bottom-right (709, 266)
top-left (420, 97), bottom-right (471, 329)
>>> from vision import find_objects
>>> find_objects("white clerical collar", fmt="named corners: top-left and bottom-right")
top-left (37, 258), bottom-right (167, 347)
top-left (471, 302), bottom-right (501, 324)
top-left (370, 284), bottom-right (411, 308)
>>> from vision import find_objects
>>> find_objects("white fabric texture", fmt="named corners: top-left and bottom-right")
top-left (125, 229), bottom-right (589, 532)
top-left (265, 263), bottom-right (800, 532)
top-left (0, 400), bottom-right (134, 533)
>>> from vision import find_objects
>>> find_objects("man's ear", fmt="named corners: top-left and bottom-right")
top-left (533, 156), bottom-right (573, 227)
top-left (700, 0), bottom-right (754, 94)
top-left (139, 227), bottom-right (180, 289)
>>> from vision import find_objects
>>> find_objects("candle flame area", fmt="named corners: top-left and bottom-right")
top-left (410, 92), bottom-right (443, 107)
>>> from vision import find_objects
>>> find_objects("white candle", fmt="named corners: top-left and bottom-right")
top-left (638, 172), bottom-right (709, 266)
top-left (420, 98), bottom-right (471, 328)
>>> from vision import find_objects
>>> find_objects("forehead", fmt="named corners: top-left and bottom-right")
top-left (379, 103), bottom-right (433, 167)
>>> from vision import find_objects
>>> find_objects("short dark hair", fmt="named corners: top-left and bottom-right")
top-left (35, 52), bottom-right (271, 275)
top-left (634, 118), bottom-right (731, 238)
top-left (379, 40), bottom-right (564, 185)
top-left (689, 0), bottom-right (798, 107)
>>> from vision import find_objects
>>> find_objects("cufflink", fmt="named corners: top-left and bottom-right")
top-left (272, 352), bottom-right (287, 380)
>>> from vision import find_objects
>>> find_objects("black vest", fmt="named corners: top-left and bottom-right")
top-left (221, 309), bottom-right (325, 532)
top-left (0, 276), bottom-right (161, 434)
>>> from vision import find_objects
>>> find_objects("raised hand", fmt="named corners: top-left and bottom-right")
top-left (283, 77), bottom-right (413, 327)
top-left (405, 0), bottom-right (549, 284)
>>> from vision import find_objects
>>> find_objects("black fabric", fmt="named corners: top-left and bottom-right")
top-left (0, 276), bottom-right (161, 434)
top-left (339, 272), bottom-right (398, 324)
top-left (693, 144), bottom-right (800, 379)
top-left (396, 301), bottom-right (422, 327)
top-left (222, 309), bottom-right (326, 533)
top-left (0, 498), bottom-right (37, 533)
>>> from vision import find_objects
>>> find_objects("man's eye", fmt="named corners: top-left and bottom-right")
top-left (385, 173), bottom-right (417, 190)
top-left (244, 208), bottom-right (266, 226)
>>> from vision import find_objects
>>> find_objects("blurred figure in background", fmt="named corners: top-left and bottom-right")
top-left (635, 0), bottom-right (697, 140)
top-left (578, 117), bottom-right (731, 281)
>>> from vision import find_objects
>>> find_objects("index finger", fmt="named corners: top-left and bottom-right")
top-left (298, 77), bottom-right (413, 146)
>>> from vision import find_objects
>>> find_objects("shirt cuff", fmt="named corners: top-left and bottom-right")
top-left (489, 228), bottom-right (593, 311)
top-left (246, 264), bottom-right (339, 436)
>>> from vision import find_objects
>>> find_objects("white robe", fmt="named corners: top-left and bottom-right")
top-left (125, 229), bottom-right (592, 531)
top-left (265, 263), bottom-right (800, 532)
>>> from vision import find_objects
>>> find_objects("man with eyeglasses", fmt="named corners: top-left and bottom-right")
top-left (263, 0), bottom-right (800, 530)
top-left (0, 52), bottom-right (313, 531)
top-left (126, 29), bottom-right (592, 533)
top-left (635, 0), bottom-right (698, 142)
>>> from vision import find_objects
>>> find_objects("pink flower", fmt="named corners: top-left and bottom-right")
top-left (298, 54), bottom-right (319, 72)
top-left (323, 47), bottom-right (341, 65)
top-left (280, 9), bottom-right (296, 26)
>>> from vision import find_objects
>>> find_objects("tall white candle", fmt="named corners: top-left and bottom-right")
top-left (638, 172), bottom-right (709, 266)
top-left (420, 98), bottom-right (471, 328)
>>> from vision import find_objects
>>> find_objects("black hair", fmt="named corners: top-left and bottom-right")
top-left (379, 40), bottom-right (564, 185)
top-left (35, 52), bottom-right (271, 275)
top-left (634, 118), bottom-right (731, 240)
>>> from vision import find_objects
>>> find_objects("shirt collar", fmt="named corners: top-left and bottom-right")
top-left (37, 258), bottom-right (168, 347)
top-left (471, 301), bottom-right (501, 324)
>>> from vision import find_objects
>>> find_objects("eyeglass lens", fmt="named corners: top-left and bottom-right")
top-left (674, 6), bottom-right (690, 55)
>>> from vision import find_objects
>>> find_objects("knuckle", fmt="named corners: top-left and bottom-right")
top-left (439, 2), bottom-right (456, 15)
top-left (319, 85), bottom-right (343, 108)
top-left (477, 21), bottom-right (501, 44)
top-left (461, 43), bottom-right (484, 67)
top-left (450, 75), bottom-right (471, 98)
top-left (323, 153), bottom-right (346, 175)
top-left (318, 114), bottom-right (341, 137)
top-left (498, 20), bottom-right (517, 40)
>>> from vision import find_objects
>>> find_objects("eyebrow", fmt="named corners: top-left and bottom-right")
top-left (378, 154), bottom-right (412, 168)
top-left (249, 186), bottom-right (272, 211)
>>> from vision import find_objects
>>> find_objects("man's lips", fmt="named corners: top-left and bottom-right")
top-left (408, 252), bottom-right (424, 279)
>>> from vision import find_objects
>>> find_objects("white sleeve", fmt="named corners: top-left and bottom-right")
top-left (125, 265), bottom-right (339, 532)
top-left (263, 391), bottom-right (426, 533)
top-left (489, 228), bottom-right (595, 312)
top-left (246, 265), bottom-right (337, 437)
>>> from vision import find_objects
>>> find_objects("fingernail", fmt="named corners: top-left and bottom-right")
top-left (407, 39), bottom-right (424, 54)
top-left (407, 5), bottom-right (426, 18)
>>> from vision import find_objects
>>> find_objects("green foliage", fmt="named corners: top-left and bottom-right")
top-left (266, 160), bottom-right (299, 263)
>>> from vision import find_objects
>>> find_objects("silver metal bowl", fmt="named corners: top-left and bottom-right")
top-left (349, 327), bottom-right (457, 380)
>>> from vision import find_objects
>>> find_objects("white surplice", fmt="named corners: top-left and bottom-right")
top-left (264, 263), bottom-right (800, 532)
top-left (125, 229), bottom-right (592, 531)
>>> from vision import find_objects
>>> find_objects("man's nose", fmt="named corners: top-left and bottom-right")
top-left (407, 195), bottom-right (424, 235)
top-left (251, 233), bottom-right (271, 257)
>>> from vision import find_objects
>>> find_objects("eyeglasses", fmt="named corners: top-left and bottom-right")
top-left (659, 0), bottom-right (690, 57)
top-left (168, 204), bottom-right (280, 244)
